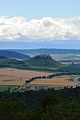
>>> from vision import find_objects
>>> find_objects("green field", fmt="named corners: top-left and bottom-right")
top-left (0, 86), bottom-right (15, 92)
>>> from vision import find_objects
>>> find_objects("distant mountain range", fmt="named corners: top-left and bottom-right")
top-left (8, 49), bottom-right (80, 56)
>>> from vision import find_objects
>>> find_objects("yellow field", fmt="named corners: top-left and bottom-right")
top-left (0, 68), bottom-right (48, 85)
top-left (28, 75), bottom-right (77, 87)
top-left (0, 68), bottom-right (77, 87)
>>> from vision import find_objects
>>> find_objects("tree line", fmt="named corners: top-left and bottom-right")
top-left (25, 72), bottom-right (80, 84)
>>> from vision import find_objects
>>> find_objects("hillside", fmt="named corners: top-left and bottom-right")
top-left (0, 54), bottom-right (80, 73)
top-left (0, 54), bottom-right (62, 72)
top-left (0, 50), bottom-right (30, 60)
top-left (26, 55), bottom-right (62, 69)
top-left (0, 58), bottom-right (25, 67)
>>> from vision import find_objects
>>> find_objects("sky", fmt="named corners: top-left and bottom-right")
top-left (0, 0), bottom-right (80, 19)
top-left (0, 0), bottom-right (80, 49)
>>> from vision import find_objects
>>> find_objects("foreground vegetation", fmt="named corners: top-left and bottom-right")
top-left (0, 86), bottom-right (80, 120)
top-left (0, 86), bottom-right (15, 92)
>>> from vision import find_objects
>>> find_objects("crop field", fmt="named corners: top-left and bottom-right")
top-left (28, 75), bottom-right (77, 88)
top-left (0, 68), bottom-right (48, 85)
top-left (0, 68), bottom-right (77, 87)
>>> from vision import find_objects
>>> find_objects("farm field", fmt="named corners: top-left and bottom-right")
top-left (0, 68), bottom-right (48, 85)
top-left (28, 75), bottom-right (77, 87)
top-left (0, 68), bottom-right (77, 88)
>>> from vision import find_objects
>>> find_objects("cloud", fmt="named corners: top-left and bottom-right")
top-left (0, 16), bottom-right (80, 41)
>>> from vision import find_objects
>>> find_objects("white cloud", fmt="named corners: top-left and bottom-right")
top-left (0, 16), bottom-right (80, 41)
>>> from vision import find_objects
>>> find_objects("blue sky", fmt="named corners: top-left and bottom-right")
top-left (0, 0), bottom-right (80, 49)
top-left (0, 0), bottom-right (80, 19)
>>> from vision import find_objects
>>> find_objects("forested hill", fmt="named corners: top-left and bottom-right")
top-left (0, 54), bottom-right (63, 71)
top-left (26, 54), bottom-right (62, 67)
top-left (0, 50), bottom-right (30, 60)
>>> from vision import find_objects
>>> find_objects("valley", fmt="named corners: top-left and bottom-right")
top-left (0, 68), bottom-right (77, 89)
top-left (0, 49), bottom-right (80, 91)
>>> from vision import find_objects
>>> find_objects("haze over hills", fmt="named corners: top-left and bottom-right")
top-left (9, 48), bottom-right (80, 56)
top-left (0, 40), bottom-right (80, 49)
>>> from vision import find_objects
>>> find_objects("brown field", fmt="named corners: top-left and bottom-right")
top-left (0, 68), bottom-right (48, 85)
top-left (28, 75), bottom-right (77, 87)
top-left (0, 68), bottom-right (77, 87)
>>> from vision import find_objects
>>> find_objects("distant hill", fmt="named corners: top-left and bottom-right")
top-left (0, 50), bottom-right (30, 60)
top-left (0, 56), bottom-right (6, 59)
top-left (8, 49), bottom-right (80, 56)
top-left (26, 55), bottom-right (62, 68)
top-left (0, 53), bottom-right (80, 73)
top-left (0, 58), bottom-right (25, 67)
top-left (0, 54), bottom-right (62, 71)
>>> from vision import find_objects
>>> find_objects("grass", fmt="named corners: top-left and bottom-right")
top-left (0, 86), bottom-right (15, 92)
